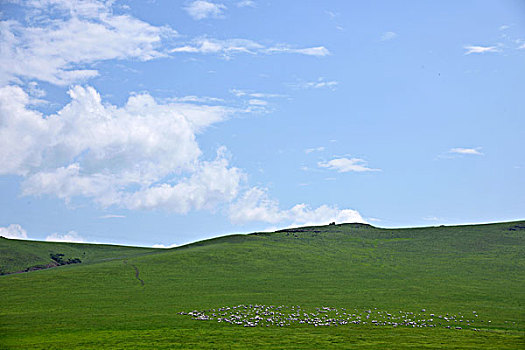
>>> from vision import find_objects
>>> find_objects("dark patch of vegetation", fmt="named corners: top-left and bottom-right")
top-left (50, 253), bottom-right (82, 265)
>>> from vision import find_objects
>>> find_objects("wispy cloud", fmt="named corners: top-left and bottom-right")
top-left (167, 95), bottom-right (225, 103)
top-left (325, 10), bottom-right (344, 31)
top-left (267, 46), bottom-right (330, 57)
top-left (367, 217), bottom-right (382, 222)
top-left (290, 77), bottom-right (338, 90)
top-left (229, 88), bottom-right (283, 112)
top-left (248, 99), bottom-right (267, 106)
top-left (171, 38), bottom-right (329, 58)
top-left (318, 157), bottom-right (381, 173)
top-left (236, 0), bottom-right (256, 8)
top-left (100, 214), bottom-right (126, 219)
top-left (305, 146), bottom-right (325, 154)
top-left (381, 31), bottom-right (397, 41)
top-left (230, 89), bottom-right (284, 99)
top-left (464, 45), bottom-right (500, 55)
top-left (184, 1), bottom-right (226, 20)
top-left (449, 147), bottom-right (484, 156)
top-left (325, 11), bottom-right (338, 19)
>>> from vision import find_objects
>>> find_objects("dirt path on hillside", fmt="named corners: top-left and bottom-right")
top-left (123, 260), bottom-right (144, 286)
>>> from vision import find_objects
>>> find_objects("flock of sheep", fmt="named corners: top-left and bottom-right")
top-left (179, 304), bottom-right (486, 330)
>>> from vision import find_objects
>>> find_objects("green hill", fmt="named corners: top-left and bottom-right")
top-left (1, 221), bottom-right (524, 349)
top-left (0, 237), bottom-right (158, 275)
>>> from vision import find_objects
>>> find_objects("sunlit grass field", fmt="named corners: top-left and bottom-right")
top-left (1, 221), bottom-right (524, 349)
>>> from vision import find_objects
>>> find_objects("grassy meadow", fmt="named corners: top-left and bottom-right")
top-left (0, 221), bottom-right (524, 349)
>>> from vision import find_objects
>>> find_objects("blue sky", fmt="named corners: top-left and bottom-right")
top-left (0, 0), bottom-right (524, 247)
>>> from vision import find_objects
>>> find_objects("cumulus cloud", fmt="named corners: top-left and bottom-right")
top-left (0, 0), bottom-right (175, 86)
top-left (171, 38), bottom-right (330, 58)
top-left (464, 45), bottom-right (500, 55)
top-left (125, 148), bottom-right (244, 212)
top-left (318, 157), bottom-right (381, 173)
top-left (0, 224), bottom-right (29, 239)
top-left (229, 187), bottom-right (365, 226)
top-left (0, 84), bottom-right (244, 212)
top-left (449, 147), bottom-right (484, 156)
top-left (184, 1), bottom-right (226, 20)
top-left (45, 230), bottom-right (85, 243)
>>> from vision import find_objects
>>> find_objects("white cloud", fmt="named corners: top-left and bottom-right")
top-left (291, 78), bottom-right (338, 90)
top-left (325, 11), bottom-right (338, 19)
top-left (99, 214), bottom-right (126, 219)
top-left (449, 147), bottom-right (483, 156)
top-left (381, 31), bottom-right (397, 41)
top-left (24, 0), bottom-right (111, 18)
top-left (230, 89), bottom-right (283, 99)
top-left (171, 38), bottom-right (330, 58)
top-left (171, 38), bottom-right (263, 56)
top-left (125, 148), bottom-right (244, 212)
top-left (318, 157), bottom-right (381, 173)
top-left (184, 1), bottom-right (226, 20)
top-left (3, 1), bottom-right (328, 84)
top-left (0, 0), bottom-right (175, 86)
top-left (0, 224), bottom-right (28, 239)
top-left (499, 25), bottom-right (510, 31)
top-left (464, 45), bottom-right (500, 55)
top-left (0, 84), bottom-right (245, 213)
top-left (26, 82), bottom-right (46, 98)
top-left (45, 230), bottom-right (85, 243)
top-left (248, 99), bottom-right (267, 106)
top-left (229, 187), bottom-right (365, 226)
top-left (152, 243), bottom-right (178, 248)
top-left (167, 95), bottom-right (224, 104)
top-left (305, 146), bottom-right (325, 154)
top-left (236, 0), bottom-right (256, 8)
top-left (266, 46), bottom-right (330, 57)
top-left (367, 217), bottom-right (381, 222)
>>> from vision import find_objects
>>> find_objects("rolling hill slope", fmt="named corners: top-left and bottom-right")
top-left (1, 221), bottom-right (524, 349)
top-left (0, 237), bottom-right (158, 275)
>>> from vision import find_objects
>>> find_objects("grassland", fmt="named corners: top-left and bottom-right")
top-left (0, 237), bottom-right (157, 274)
top-left (0, 221), bottom-right (524, 349)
